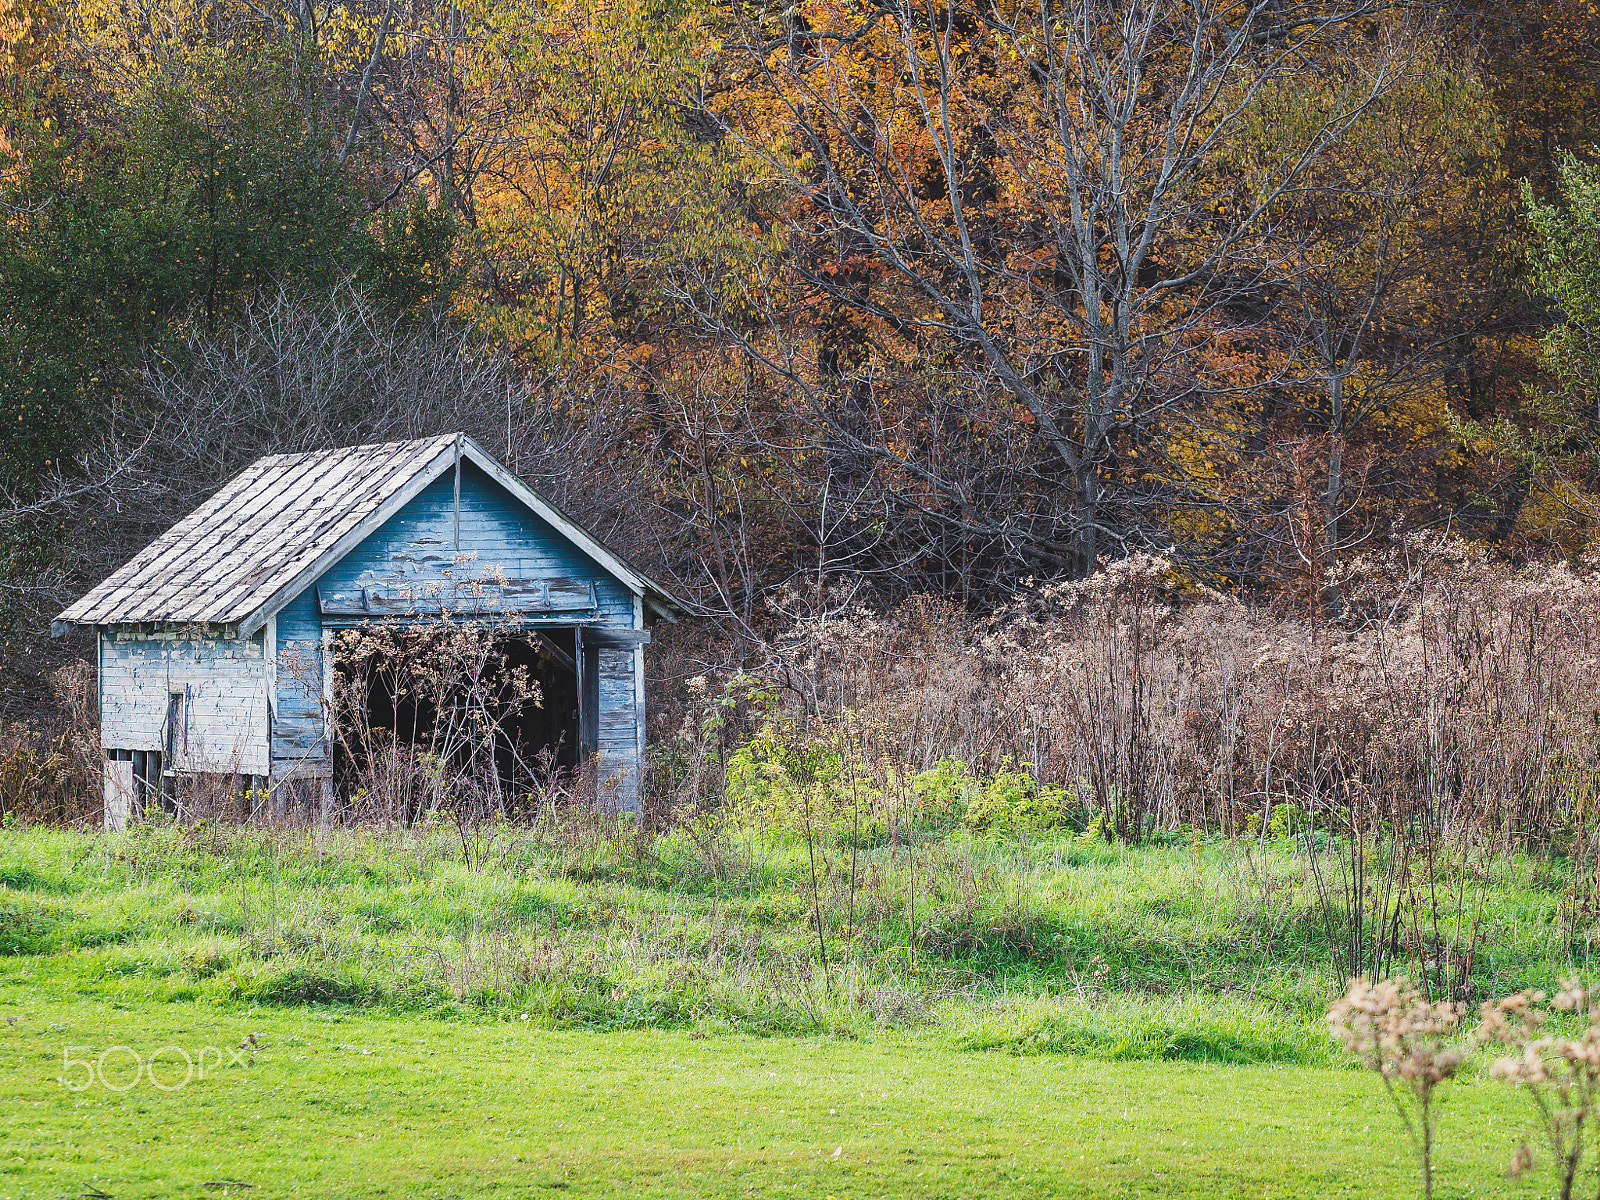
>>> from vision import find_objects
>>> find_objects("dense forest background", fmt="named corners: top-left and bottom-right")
top-left (2, 0), bottom-right (1599, 714)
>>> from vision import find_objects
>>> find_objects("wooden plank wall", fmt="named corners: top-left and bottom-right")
top-left (595, 646), bottom-right (643, 809)
top-left (100, 625), bottom-right (270, 776)
top-left (271, 594), bottom-right (329, 778)
top-left (103, 758), bottom-right (135, 831)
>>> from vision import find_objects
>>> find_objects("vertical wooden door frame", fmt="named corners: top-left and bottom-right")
top-left (574, 626), bottom-right (600, 759)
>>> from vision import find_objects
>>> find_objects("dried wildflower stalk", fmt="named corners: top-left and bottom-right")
top-left (1478, 981), bottom-right (1600, 1200)
top-left (1327, 976), bottom-right (1466, 1200)
top-left (743, 539), bottom-right (1600, 850)
top-left (332, 615), bottom-right (542, 828)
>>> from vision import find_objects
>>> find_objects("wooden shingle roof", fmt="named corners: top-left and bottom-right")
top-left (56, 434), bottom-right (684, 635)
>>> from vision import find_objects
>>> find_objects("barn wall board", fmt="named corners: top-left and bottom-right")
top-left (99, 625), bottom-right (270, 775)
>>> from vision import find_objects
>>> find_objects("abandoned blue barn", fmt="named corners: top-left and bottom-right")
top-left (54, 434), bottom-right (682, 828)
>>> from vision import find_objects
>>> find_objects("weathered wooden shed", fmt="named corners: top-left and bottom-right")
top-left (54, 434), bottom-right (683, 828)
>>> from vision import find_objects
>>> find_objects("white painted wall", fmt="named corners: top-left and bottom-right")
top-left (99, 625), bottom-right (271, 776)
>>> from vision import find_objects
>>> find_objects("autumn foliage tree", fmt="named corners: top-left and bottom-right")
top-left (678, 0), bottom-right (1450, 593)
top-left (4, 0), bottom-right (1600, 689)
top-left (1159, 31), bottom-right (1506, 606)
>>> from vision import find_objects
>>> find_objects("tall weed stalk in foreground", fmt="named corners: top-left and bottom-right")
top-left (1328, 977), bottom-right (1467, 1200)
top-left (1333, 975), bottom-right (1600, 1200)
top-left (1479, 981), bottom-right (1600, 1200)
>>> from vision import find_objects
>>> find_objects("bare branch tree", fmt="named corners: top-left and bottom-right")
top-left (682, 0), bottom-right (1423, 585)
top-left (0, 281), bottom-right (681, 716)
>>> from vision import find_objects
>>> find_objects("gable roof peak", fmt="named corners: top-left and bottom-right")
top-left (55, 433), bottom-right (684, 636)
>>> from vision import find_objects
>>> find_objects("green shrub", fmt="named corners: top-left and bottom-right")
top-left (962, 761), bottom-right (1073, 834)
top-left (723, 718), bottom-right (886, 846)
top-left (0, 889), bottom-right (54, 955)
top-left (911, 758), bottom-right (979, 826)
top-left (958, 993), bottom-right (1335, 1065)
top-left (1241, 803), bottom-right (1313, 841)
top-left (243, 965), bottom-right (375, 1006)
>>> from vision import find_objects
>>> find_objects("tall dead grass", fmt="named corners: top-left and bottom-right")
top-left (724, 539), bottom-right (1600, 851)
top-left (0, 661), bottom-right (100, 825)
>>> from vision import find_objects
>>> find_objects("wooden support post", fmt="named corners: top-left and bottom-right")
top-left (130, 750), bottom-right (145, 814)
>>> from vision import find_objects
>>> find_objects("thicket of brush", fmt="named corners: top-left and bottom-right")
top-left (9, 536), bottom-right (1599, 848)
top-left (681, 538), bottom-right (1600, 848)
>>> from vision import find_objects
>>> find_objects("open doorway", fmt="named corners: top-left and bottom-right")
top-left (330, 622), bottom-right (582, 822)
top-left (494, 629), bottom-right (581, 777)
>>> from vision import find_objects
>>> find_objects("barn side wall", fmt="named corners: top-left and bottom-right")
top-left (100, 625), bottom-right (270, 776)
top-left (271, 593), bottom-right (329, 783)
top-left (270, 462), bottom-right (644, 807)
top-left (595, 646), bottom-right (643, 807)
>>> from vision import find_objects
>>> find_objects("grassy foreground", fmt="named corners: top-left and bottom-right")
top-left (0, 822), bottom-right (1590, 1195)
top-left (1, 821), bottom-right (1584, 1059)
top-left (0, 997), bottom-right (1551, 1199)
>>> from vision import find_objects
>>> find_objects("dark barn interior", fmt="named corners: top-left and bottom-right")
top-left (335, 627), bottom-right (582, 811)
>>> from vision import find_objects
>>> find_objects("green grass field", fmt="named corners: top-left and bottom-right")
top-left (0, 821), bottom-right (1591, 1196)
top-left (0, 999), bottom-right (1553, 1198)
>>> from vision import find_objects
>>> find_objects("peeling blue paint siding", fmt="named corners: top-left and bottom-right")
top-left (595, 646), bottom-right (644, 804)
top-left (271, 591), bottom-right (327, 775)
top-left (270, 461), bottom-right (644, 803)
top-left (312, 464), bottom-right (637, 623)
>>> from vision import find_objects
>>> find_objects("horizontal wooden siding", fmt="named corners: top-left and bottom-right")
top-left (100, 625), bottom-right (270, 775)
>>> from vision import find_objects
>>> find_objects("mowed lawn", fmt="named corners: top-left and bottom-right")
top-left (0, 998), bottom-right (1550, 1200)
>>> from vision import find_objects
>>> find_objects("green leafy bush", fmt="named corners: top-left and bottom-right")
top-left (723, 718), bottom-right (887, 846)
top-left (961, 760), bottom-right (1074, 834)
top-left (911, 758), bottom-right (979, 827)
top-left (0, 889), bottom-right (54, 955)
top-left (959, 993), bottom-right (1335, 1065)
top-left (1242, 803), bottom-right (1310, 841)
